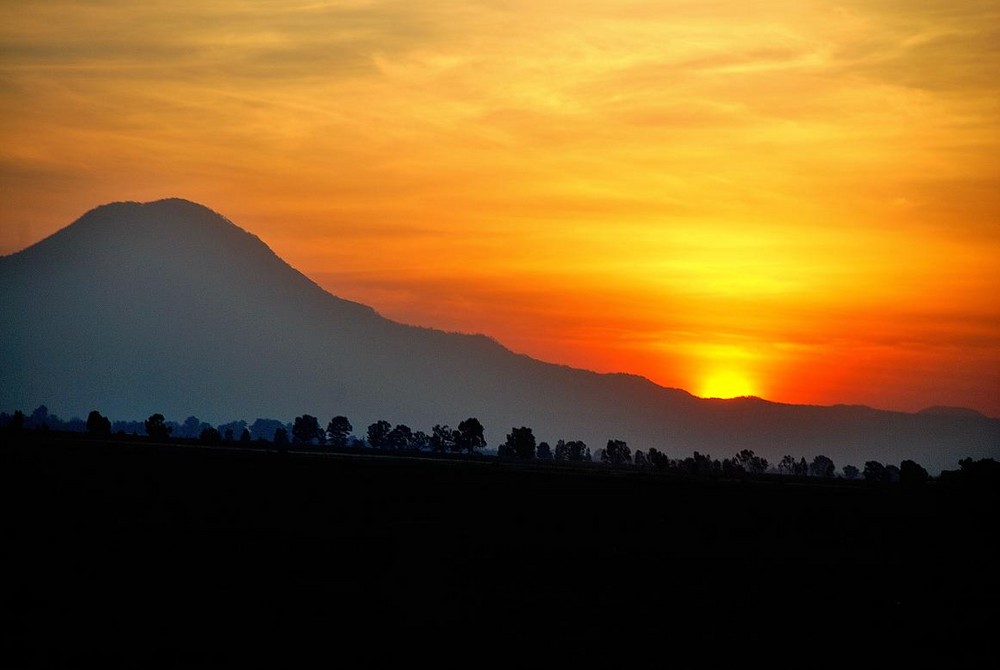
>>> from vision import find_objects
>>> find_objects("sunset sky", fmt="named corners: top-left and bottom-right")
top-left (2, 1), bottom-right (998, 416)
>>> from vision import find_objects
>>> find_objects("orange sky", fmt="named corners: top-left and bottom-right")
top-left (2, 1), bottom-right (998, 416)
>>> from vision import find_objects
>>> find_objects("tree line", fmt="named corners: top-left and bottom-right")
top-left (3, 404), bottom-right (996, 485)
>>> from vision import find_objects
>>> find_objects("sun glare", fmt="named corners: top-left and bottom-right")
top-left (699, 370), bottom-right (757, 399)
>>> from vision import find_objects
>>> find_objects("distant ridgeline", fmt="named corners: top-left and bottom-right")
top-left (4, 404), bottom-right (998, 486)
top-left (3, 199), bottom-right (997, 476)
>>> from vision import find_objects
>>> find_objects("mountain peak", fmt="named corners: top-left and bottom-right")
top-left (1, 196), bottom-right (379, 356)
top-left (86, 197), bottom-right (229, 220)
top-left (4, 198), bottom-right (259, 266)
top-left (74, 197), bottom-right (250, 245)
top-left (90, 197), bottom-right (217, 215)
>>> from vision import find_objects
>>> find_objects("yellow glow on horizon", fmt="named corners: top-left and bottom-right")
top-left (699, 371), bottom-right (758, 400)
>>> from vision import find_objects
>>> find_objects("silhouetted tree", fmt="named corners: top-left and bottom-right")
top-left (940, 458), bottom-right (1000, 487)
top-left (899, 460), bottom-right (928, 485)
top-left (552, 440), bottom-right (591, 461)
top-left (734, 449), bottom-right (769, 475)
top-left (367, 420), bottom-right (392, 450)
top-left (722, 457), bottom-right (743, 476)
top-left (411, 431), bottom-right (430, 450)
top-left (272, 426), bottom-right (289, 454)
top-left (958, 457), bottom-right (1000, 484)
top-left (431, 424), bottom-right (455, 453)
top-left (8, 410), bottom-right (25, 432)
top-left (30, 408), bottom-right (70, 431)
top-left (503, 426), bottom-right (536, 460)
top-left (795, 457), bottom-right (809, 477)
top-left (536, 441), bottom-right (552, 460)
top-left (386, 424), bottom-right (413, 450)
top-left (842, 464), bottom-right (860, 480)
top-left (566, 440), bottom-right (591, 462)
top-left (959, 457), bottom-right (1000, 476)
top-left (145, 413), bottom-right (173, 440)
top-left (239, 428), bottom-right (251, 443)
top-left (554, 440), bottom-right (568, 460)
top-left (778, 455), bottom-right (797, 475)
top-left (602, 439), bottom-right (631, 466)
top-left (750, 450), bottom-right (770, 474)
top-left (648, 447), bottom-right (669, 468)
top-left (809, 455), bottom-right (835, 478)
top-left (292, 415), bottom-right (325, 445)
top-left (455, 417), bottom-right (486, 455)
top-left (326, 416), bottom-right (353, 448)
top-left (863, 461), bottom-right (887, 483)
top-left (86, 410), bottom-right (111, 437)
top-left (634, 450), bottom-right (649, 467)
top-left (680, 451), bottom-right (720, 477)
top-left (29, 405), bottom-right (49, 430)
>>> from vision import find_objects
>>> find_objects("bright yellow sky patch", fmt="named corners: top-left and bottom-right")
top-left (1, 0), bottom-right (998, 415)
top-left (699, 371), bottom-right (759, 400)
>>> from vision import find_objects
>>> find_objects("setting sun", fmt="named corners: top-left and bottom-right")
top-left (699, 371), bottom-right (757, 400)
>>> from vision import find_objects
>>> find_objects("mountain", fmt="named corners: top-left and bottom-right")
top-left (918, 406), bottom-right (987, 419)
top-left (2, 198), bottom-right (997, 473)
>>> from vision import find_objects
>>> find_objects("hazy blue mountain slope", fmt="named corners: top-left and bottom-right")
top-left (2, 199), bottom-right (996, 472)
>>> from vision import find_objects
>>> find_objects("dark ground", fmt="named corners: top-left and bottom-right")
top-left (2, 433), bottom-right (997, 668)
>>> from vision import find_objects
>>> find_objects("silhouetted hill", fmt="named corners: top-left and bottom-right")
top-left (918, 405), bottom-right (987, 419)
top-left (2, 199), bottom-right (997, 473)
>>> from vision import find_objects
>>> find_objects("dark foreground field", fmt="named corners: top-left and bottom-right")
top-left (3, 434), bottom-right (997, 667)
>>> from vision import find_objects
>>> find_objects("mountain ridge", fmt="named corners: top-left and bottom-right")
top-left (2, 198), bottom-right (997, 473)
